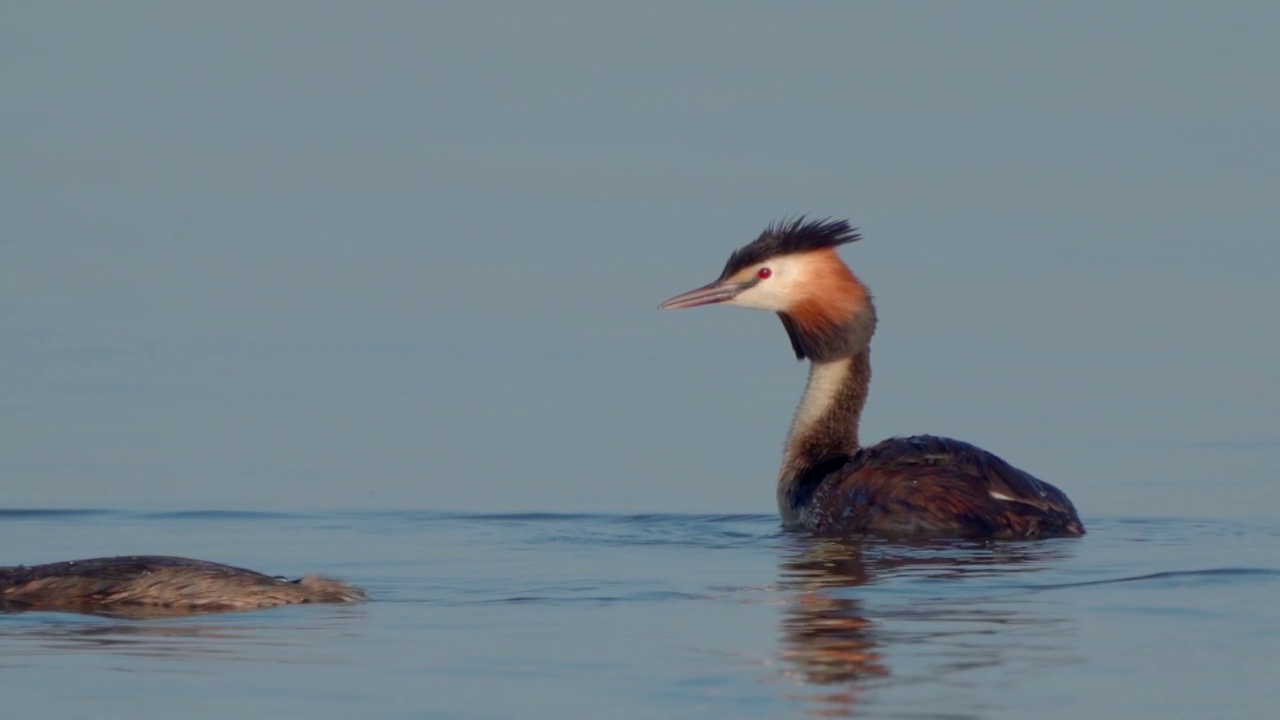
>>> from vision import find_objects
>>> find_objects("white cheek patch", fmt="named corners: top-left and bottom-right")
top-left (989, 490), bottom-right (1017, 502)
top-left (731, 284), bottom-right (788, 311)
top-left (726, 255), bottom-right (808, 312)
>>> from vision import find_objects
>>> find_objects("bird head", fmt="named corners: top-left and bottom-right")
top-left (660, 217), bottom-right (876, 361)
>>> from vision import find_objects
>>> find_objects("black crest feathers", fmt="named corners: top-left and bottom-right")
top-left (719, 217), bottom-right (861, 280)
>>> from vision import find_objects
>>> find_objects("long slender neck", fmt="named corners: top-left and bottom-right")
top-left (759, 251), bottom-right (875, 522)
top-left (777, 349), bottom-right (872, 518)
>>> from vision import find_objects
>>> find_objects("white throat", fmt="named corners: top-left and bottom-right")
top-left (788, 360), bottom-right (850, 440)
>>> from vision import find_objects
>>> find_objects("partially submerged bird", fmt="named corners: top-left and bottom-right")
top-left (0, 555), bottom-right (366, 616)
top-left (660, 218), bottom-right (1084, 538)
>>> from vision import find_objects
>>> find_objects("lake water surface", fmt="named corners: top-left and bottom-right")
top-left (2, 509), bottom-right (1276, 719)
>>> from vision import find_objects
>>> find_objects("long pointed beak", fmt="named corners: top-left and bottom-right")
top-left (658, 279), bottom-right (754, 310)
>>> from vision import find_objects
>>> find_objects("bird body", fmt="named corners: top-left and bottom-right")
top-left (792, 434), bottom-right (1083, 538)
top-left (0, 555), bottom-right (366, 616)
top-left (661, 218), bottom-right (1083, 539)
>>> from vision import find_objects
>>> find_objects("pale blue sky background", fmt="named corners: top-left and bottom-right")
top-left (3, 2), bottom-right (1278, 517)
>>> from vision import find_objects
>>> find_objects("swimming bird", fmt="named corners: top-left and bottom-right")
top-left (0, 555), bottom-right (366, 616)
top-left (659, 218), bottom-right (1084, 538)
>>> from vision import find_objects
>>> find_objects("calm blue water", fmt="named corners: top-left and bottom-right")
top-left (2, 510), bottom-right (1276, 719)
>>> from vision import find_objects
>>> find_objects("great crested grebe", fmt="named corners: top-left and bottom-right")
top-left (0, 555), bottom-right (365, 615)
top-left (660, 218), bottom-right (1084, 538)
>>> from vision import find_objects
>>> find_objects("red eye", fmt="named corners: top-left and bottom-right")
top-left (757, 267), bottom-right (772, 279)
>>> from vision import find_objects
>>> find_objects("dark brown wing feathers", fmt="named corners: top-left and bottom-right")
top-left (805, 435), bottom-right (1084, 538)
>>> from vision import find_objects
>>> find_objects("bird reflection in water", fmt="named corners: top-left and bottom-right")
top-left (776, 536), bottom-right (1075, 717)
top-left (0, 610), bottom-right (366, 663)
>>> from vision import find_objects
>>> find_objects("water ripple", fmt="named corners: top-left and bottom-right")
top-left (0, 509), bottom-right (118, 519)
top-left (1028, 566), bottom-right (1280, 591)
